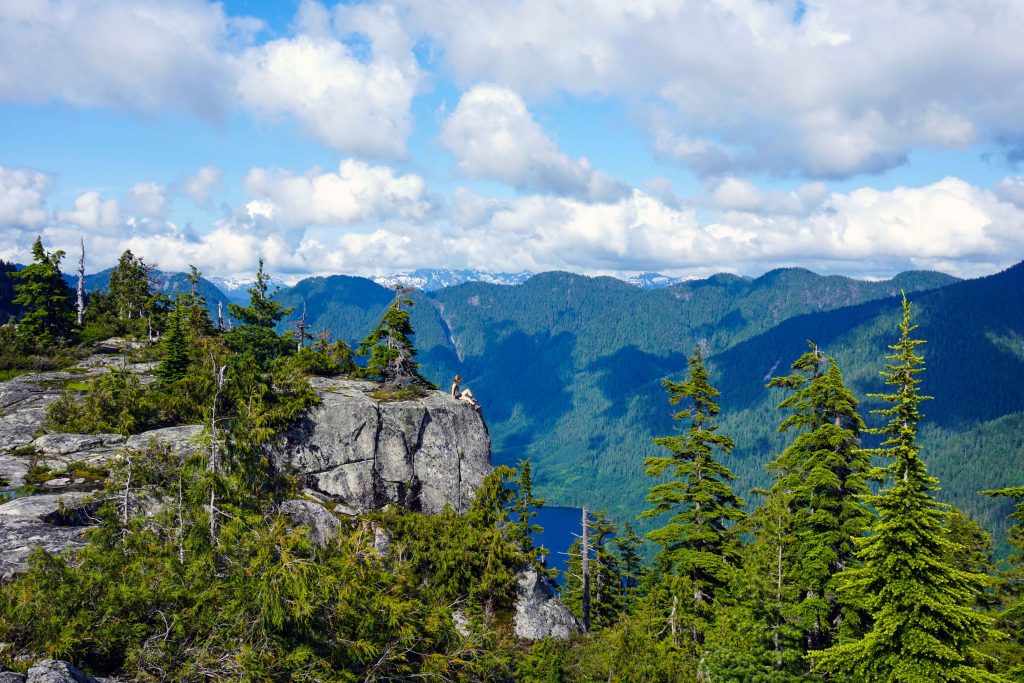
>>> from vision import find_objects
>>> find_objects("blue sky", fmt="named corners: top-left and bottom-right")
top-left (2, 0), bottom-right (1024, 281)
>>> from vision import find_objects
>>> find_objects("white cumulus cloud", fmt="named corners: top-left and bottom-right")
top-left (441, 84), bottom-right (628, 201)
top-left (401, 0), bottom-right (1024, 177)
top-left (182, 165), bottom-right (224, 206)
top-left (124, 181), bottom-right (169, 218)
top-left (242, 159), bottom-right (431, 228)
top-left (0, 0), bottom-right (243, 119)
top-left (0, 167), bottom-right (51, 229)
top-left (235, 3), bottom-right (422, 158)
top-left (0, 1), bottom-right (421, 158)
top-left (56, 191), bottom-right (121, 232)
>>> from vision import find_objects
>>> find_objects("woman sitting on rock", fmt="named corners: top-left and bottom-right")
top-left (451, 375), bottom-right (480, 410)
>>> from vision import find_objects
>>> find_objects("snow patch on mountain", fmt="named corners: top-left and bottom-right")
top-left (624, 273), bottom-right (689, 289)
top-left (372, 268), bottom-right (534, 291)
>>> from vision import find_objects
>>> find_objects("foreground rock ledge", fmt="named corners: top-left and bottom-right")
top-left (1, 368), bottom-right (492, 574)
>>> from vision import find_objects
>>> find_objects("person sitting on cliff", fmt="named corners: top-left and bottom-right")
top-left (451, 375), bottom-right (480, 410)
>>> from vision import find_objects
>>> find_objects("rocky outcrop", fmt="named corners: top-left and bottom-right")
top-left (274, 378), bottom-right (491, 514)
top-left (25, 660), bottom-right (98, 683)
top-left (0, 493), bottom-right (96, 580)
top-left (513, 569), bottom-right (583, 640)
top-left (0, 361), bottom-right (492, 575)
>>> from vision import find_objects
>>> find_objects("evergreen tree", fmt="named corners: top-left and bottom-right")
top-left (357, 286), bottom-right (435, 389)
top-left (510, 459), bottom-right (550, 572)
top-left (613, 521), bottom-right (645, 607)
top-left (463, 465), bottom-right (528, 618)
top-left (765, 342), bottom-right (873, 653)
top-left (563, 510), bottom-right (625, 630)
top-left (640, 347), bottom-right (745, 643)
top-left (815, 295), bottom-right (1007, 683)
top-left (226, 258), bottom-right (293, 369)
top-left (181, 265), bottom-right (214, 338)
top-left (156, 297), bottom-right (192, 382)
top-left (107, 249), bottom-right (153, 321)
top-left (12, 236), bottom-right (75, 350)
top-left (983, 486), bottom-right (1024, 679)
top-left (724, 489), bottom-right (804, 679)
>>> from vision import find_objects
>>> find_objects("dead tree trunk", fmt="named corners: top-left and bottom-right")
top-left (581, 506), bottom-right (591, 631)
top-left (208, 362), bottom-right (226, 545)
top-left (76, 238), bottom-right (85, 326)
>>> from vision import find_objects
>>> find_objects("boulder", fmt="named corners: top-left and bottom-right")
top-left (0, 493), bottom-right (96, 579)
top-left (279, 499), bottom-right (342, 546)
top-left (25, 660), bottom-right (96, 683)
top-left (513, 569), bottom-right (583, 641)
top-left (275, 378), bottom-right (491, 514)
top-left (0, 668), bottom-right (26, 683)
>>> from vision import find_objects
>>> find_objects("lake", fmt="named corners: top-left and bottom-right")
top-left (532, 505), bottom-right (583, 583)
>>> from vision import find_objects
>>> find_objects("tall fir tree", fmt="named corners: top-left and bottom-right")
top-left (226, 258), bottom-right (293, 369)
top-left (815, 295), bottom-right (1007, 683)
top-left (613, 521), bottom-right (646, 608)
top-left (765, 342), bottom-right (873, 655)
top-left (510, 459), bottom-right (551, 572)
top-left (156, 296), bottom-right (192, 382)
top-left (12, 236), bottom-right (75, 350)
top-left (357, 286), bottom-right (434, 389)
top-left (640, 347), bottom-right (745, 644)
top-left (731, 489), bottom-right (804, 677)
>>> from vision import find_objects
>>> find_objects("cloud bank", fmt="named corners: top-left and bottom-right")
top-left (3, 162), bottom-right (1022, 280)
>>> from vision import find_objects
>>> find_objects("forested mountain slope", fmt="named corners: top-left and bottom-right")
top-left (272, 265), bottom-right (1024, 545)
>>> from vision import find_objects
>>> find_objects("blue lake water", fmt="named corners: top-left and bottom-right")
top-left (532, 505), bottom-right (583, 583)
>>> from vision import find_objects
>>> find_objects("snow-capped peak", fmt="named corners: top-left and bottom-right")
top-left (372, 268), bottom-right (534, 291)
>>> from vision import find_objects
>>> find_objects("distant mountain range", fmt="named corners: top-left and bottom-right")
top-left (206, 275), bottom-right (291, 305)
top-left (202, 268), bottom-right (694, 296)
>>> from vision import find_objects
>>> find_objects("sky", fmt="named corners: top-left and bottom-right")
top-left (2, 0), bottom-right (1024, 282)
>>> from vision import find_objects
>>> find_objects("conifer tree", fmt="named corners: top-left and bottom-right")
top-left (765, 342), bottom-right (873, 653)
top-left (983, 485), bottom-right (1024, 679)
top-left (182, 265), bottom-right (214, 338)
top-left (640, 347), bottom-right (745, 643)
top-left (108, 249), bottom-right (153, 321)
top-left (463, 465), bottom-right (526, 618)
top-left (357, 286), bottom-right (434, 389)
top-left (12, 236), bottom-right (75, 350)
top-left (156, 297), bottom-right (192, 382)
top-left (510, 459), bottom-right (550, 571)
top-left (815, 295), bottom-right (1007, 683)
top-left (614, 521), bottom-right (645, 607)
top-left (730, 489), bottom-right (804, 677)
top-left (226, 258), bottom-right (293, 369)
top-left (563, 510), bottom-right (625, 630)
